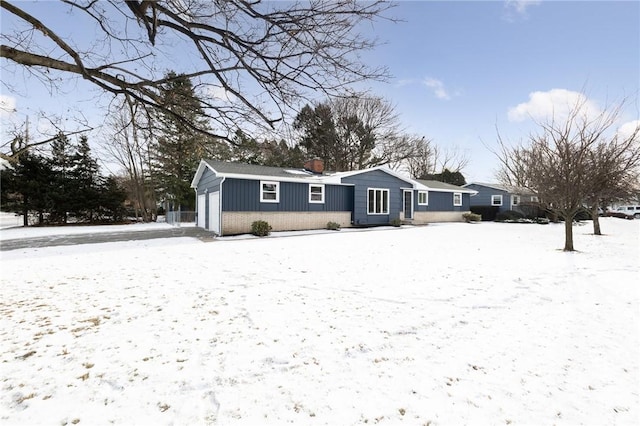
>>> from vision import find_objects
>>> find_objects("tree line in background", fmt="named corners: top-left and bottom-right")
top-left (102, 71), bottom-right (469, 221)
top-left (1, 135), bottom-right (126, 226)
top-left (2, 69), bottom-right (468, 226)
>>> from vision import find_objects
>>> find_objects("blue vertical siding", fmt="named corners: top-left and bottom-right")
top-left (196, 168), bottom-right (223, 195)
top-left (413, 191), bottom-right (471, 212)
top-left (341, 170), bottom-right (409, 225)
top-left (465, 184), bottom-right (512, 213)
top-left (219, 178), bottom-right (352, 212)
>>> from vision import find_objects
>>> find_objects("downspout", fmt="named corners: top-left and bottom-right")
top-left (194, 187), bottom-right (198, 227)
top-left (218, 177), bottom-right (226, 236)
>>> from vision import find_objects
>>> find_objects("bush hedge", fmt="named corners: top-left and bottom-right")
top-left (495, 210), bottom-right (525, 222)
top-left (470, 206), bottom-right (500, 221)
top-left (251, 220), bottom-right (272, 237)
top-left (326, 221), bottom-right (341, 231)
top-left (462, 212), bottom-right (482, 222)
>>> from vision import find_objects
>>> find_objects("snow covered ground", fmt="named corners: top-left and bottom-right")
top-left (1, 219), bottom-right (638, 425)
top-left (0, 212), bottom-right (23, 229)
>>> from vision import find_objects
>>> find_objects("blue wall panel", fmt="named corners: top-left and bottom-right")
top-left (413, 191), bottom-right (471, 212)
top-left (342, 170), bottom-right (410, 225)
top-left (465, 184), bottom-right (511, 212)
top-left (219, 178), bottom-right (352, 212)
top-left (196, 168), bottom-right (223, 195)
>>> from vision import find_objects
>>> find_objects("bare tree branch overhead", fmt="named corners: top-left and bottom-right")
top-left (1, 0), bottom-right (393, 147)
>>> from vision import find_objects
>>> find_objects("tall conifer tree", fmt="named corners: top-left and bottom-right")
top-left (152, 72), bottom-right (225, 211)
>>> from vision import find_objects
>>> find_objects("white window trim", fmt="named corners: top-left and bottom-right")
top-left (531, 196), bottom-right (539, 203)
top-left (453, 192), bottom-right (462, 207)
top-left (309, 184), bottom-right (325, 204)
top-left (491, 194), bottom-right (503, 206)
top-left (260, 180), bottom-right (279, 203)
top-left (367, 188), bottom-right (390, 215)
top-left (418, 191), bottom-right (428, 206)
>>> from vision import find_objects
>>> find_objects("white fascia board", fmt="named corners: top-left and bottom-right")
top-left (216, 172), bottom-right (351, 186)
top-left (413, 181), bottom-right (429, 191)
top-left (190, 160), bottom-right (218, 188)
top-left (425, 187), bottom-right (478, 195)
top-left (319, 174), bottom-right (346, 184)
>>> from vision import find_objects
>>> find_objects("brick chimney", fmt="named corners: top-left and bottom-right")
top-left (303, 159), bottom-right (324, 174)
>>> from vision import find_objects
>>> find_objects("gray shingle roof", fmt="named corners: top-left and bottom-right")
top-left (203, 159), bottom-right (324, 179)
top-left (467, 182), bottom-right (535, 195)
top-left (417, 179), bottom-right (466, 191)
top-left (415, 179), bottom-right (476, 194)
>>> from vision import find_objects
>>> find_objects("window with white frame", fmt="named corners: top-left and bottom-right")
top-left (309, 184), bottom-right (325, 203)
top-left (531, 196), bottom-right (539, 203)
top-left (418, 191), bottom-right (428, 205)
top-left (512, 195), bottom-right (520, 206)
top-left (260, 181), bottom-right (279, 203)
top-left (367, 188), bottom-right (389, 214)
top-left (491, 194), bottom-right (503, 206)
top-left (453, 192), bottom-right (462, 206)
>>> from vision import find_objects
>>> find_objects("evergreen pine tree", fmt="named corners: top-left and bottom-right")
top-left (49, 133), bottom-right (75, 224)
top-left (98, 176), bottom-right (127, 222)
top-left (1, 150), bottom-right (54, 226)
top-left (70, 135), bottom-right (101, 222)
top-left (151, 71), bottom-right (225, 211)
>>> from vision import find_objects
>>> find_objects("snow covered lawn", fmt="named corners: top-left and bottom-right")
top-left (1, 219), bottom-right (638, 425)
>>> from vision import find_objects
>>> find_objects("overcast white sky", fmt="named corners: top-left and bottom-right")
top-left (1, 0), bottom-right (639, 182)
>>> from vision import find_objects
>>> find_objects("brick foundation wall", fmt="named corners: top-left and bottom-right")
top-left (413, 211), bottom-right (467, 224)
top-left (222, 211), bottom-right (352, 235)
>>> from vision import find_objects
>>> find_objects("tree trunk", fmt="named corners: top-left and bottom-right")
top-left (591, 204), bottom-right (602, 235)
top-left (22, 203), bottom-right (28, 227)
top-left (564, 214), bottom-right (575, 251)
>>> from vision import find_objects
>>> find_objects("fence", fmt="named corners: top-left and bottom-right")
top-left (165, 210), bottom-right (196, 226)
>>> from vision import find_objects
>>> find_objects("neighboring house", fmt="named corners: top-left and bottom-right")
top-left (191, 159), bottom-right (477, 235)
top-left (462, 182), bottom-right (538, 214)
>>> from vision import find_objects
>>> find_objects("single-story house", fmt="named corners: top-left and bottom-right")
top-left (462, 182), bottom-right (538, 214)
top-left (191, 159), bottom-right (477, 235)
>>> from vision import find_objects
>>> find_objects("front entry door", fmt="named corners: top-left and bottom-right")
top-left (403, 190), bottom-right (413, 220)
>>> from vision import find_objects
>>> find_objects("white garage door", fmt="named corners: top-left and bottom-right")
top-left (197, 194), bottom-right (206, 228)
top-left (208, 191), bottom-right (220, 234)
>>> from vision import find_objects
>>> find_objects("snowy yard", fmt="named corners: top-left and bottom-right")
top-left (1, 219), bottom-right (638, 425)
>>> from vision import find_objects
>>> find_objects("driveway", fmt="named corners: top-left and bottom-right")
top-left (0, 226), bottom-right (216, 251)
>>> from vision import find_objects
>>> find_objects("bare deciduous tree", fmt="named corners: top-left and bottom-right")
top-left (1, 0), bottom-right (393, 161)
top-left (496, 95), bottom-right (640, 251)
top-left (294, 96), bottom-right (414, 171)
top-left (404, 136), bottom-right (469, 179)
top-left (1, 114), bottom-right (93, 162)
top-left (332, 96), bottom-right (401, 169)
top-left (103, 97), bottom-right (157, 222)
top-left (585, 123), bottom-right (640, 234)
top-left (404, 136), bottom-right (437, 178)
